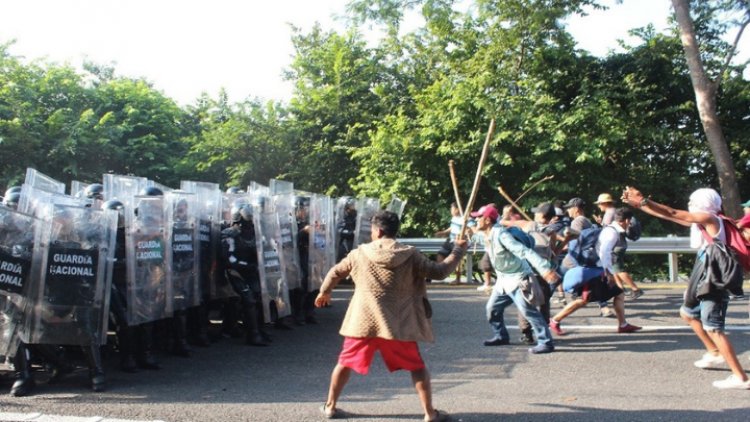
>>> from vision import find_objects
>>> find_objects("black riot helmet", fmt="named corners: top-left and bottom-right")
top-left (103, 199), bottom-right (125, 211)
top-left (140, 186), bottom-right (164, 197)
top-left (3, 191), bottom-right (20, 210)
top-left (231, 203), bottom-right (253, 224)
top-left (295, 196), bottom-right (310, 209)
top-left (225, 186), bottom-right (244, 194)
top-left (84, 183), bottom-right (105, 200)
top-left (103, 199), bottom-right (125, 228)
top-left (4, 186), bottom-right (21, 198)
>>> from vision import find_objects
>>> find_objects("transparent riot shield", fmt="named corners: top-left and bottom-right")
top-left (386, 195), bottom-right (407, 219)
top-left (309, 195), bottom-right (335, 292)
top-left (0, 208), bottom-right (38, 359)
top-left (70, 180), bottom-right (90, 198)
top-left (269, 179), bottom-right (294, 195)
top-left (222, 193), bottom-right (251, 226)
top-left (273, 194), bottom-right (301, 290)
top-left (24, 168), bottom-right (65, 194)
top-left (125, 195), bottom-right (172, 325)
top-left (181, 181), bottom-right (230, 300)
top-left (165, 191), bottom-right (200, 311)
top-left (354, 197), bottom-right (381, 247)
top-left (334, 197), bottom-right (357, 263)
top-left (17, 184), bottom-right (82, 217)
top-left (23, 203), bottom-right (116, 346)
top-left (251, 196), bottom-right (291, 323)
top-left (147, 181), bottom-right (173, 194)
top-left (103, 174), bottom-right (148, 213)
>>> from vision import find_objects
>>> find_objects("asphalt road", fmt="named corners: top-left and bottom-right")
top-left (1, 284), bottom-right (749, 422)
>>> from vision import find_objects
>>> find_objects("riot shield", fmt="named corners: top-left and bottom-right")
top-left (251, 195), bottom-right (291, 323)
top-left (0, 207), bottom-right (38, 359)
top-left (125, 195), bottom-right (171, 325)
top-left (386, 195), bottom-right (407, 219)
top-left (334, 197), bottom-right (357, 263)
top-left (70, 180), bottom-right (90, 198)
top-left (309, 195), bottom-right (335, 292)
top-left (354, 197), bottom-right (380, 247)
top-left (103, 174), bottom-right (148, 213)
top-left (17, 184), bottom-right (82, 222)
top-left (23, 202), bottom-right (116, 346)
top-left (181, 181), bottom-right (230, 300)
top-left (24, 168), bottom-right (65, 194)
top-left (269, 179), bottom-right (294, 195)
top-left (273, 193), bottom-right (301, 290)
top-left (148, 181), bottom-right (173, 194)
top-left (222, 192), bottom-right (251, 227)
top-left (165, 191), bottom-right (200, 311)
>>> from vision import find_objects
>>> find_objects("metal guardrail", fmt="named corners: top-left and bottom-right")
top-left (400, 236), bottom-right (694, 283)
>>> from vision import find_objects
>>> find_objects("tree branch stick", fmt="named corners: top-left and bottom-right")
top-left (497, 185), bottom-right (533, 221)
top-left (448, 160), bottom-right (464, 215)
top-left (459, 119), bottom-right (496, 239)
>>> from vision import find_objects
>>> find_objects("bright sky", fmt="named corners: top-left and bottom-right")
top-left (0, 0), bottom-right (746, 106)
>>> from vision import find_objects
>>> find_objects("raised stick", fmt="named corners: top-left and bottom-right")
top-left (497, 185), bottom-right (533, 221)
top-left (448, 160), bottom-right (464, 215)
top-left (514, 175), bottom-right (554, 203)
top-left (459, 118), bottom-right (496, 239)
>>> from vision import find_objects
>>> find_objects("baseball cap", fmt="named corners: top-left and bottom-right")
top-left (563, 197), bottom-right (585, 209)
top-left (741, 199), bottom-right (750, 207)
top-left (594, 193), bottom-right (614, 204)
top-left (531, 202), bottom-right (556, 220)
top-left (470, 204), bottom-right (499, 222)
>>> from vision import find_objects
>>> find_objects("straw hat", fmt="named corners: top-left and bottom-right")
top-left (594, 193), bottom-right (614, 204)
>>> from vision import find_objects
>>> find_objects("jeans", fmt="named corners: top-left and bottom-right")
top-left (486, 287), bottom-right (553, 347)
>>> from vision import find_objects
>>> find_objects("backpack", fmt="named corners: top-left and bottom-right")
top-left (625, 215), bottom-right (642, 241)
top-left (567, 226), bottom-right (603, 267)
top-left (699, 215), bottom-right (750, 272)
top-left (528, 224), bottom-right (554, 261)
top-left (505, 226), bottom-right (535, 250)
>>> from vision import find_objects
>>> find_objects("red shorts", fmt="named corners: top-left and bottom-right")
top-left (338, 337), bottom-right (425, 375)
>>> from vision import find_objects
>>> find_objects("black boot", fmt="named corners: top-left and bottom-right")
top-left (84, 344), bottom-right (106, 392)
top-left (243, 304), bottom-right (269, 347)
top-left (117, 326), bottom-right (138, 373)
top-left (170, 313), bottom-right (192, 357)
top-left (136, 323), bottom-right (161, 370)
top-left (10, 346), bottom-right (35, 397)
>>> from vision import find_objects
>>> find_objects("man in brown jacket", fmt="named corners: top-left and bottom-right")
top-left (315, 210), bottom-right (467, 421)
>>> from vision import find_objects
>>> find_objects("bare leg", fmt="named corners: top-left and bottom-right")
top-left (483, 271), bottom-right (492, 289)
top-left (707, 331), bottom-right (748, 381)
top-left (680, 313), bottom-right (718, 354)
top-left (615, 272), bottom-right (640, 293)
top-left (411, 368), bottom-right (437, 421)
top-left (612, 293), bottom-right (626, 325)
top-left (325, 363), bottom-right (352, 411)
top-left (552, 298), bottom-right (587, 323)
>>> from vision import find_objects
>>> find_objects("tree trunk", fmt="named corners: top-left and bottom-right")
top-left (672, 0), bottom-right (742, 218)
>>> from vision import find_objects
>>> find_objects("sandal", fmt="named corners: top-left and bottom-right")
top-left (425, 409), bottom-right (450, 422)
top-left (320, 403), bottom-right (337, 419)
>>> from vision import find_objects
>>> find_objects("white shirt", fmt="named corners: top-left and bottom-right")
top-left (597, 223), bottom-right (625, 274)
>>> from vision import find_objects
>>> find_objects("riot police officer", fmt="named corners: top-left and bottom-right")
top-left (336, 197), bottom-right (357, 262)
top-left (221, 204), bottom-right (269, 346)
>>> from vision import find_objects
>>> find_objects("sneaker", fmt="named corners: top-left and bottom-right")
top-left (600, 306), bottom-right (615, 318)
top-left (712, 374), bottom-right (750, 390)
top-left (519, 334), bottom-right (535, 345)
top-left (694, 352), bottom-right (726, 369)
top-left (549, 319), bottom-right (565, 336)
top-left (320, 403), bottom-right (338, 419)
top-left (628, 289), bottom-right (645, 300)
top-left (528, 343), bottom-right (555, 354)
top-left (553, 295), bottom-right (567, 305)
top-left (483, 337), bottom-right (510, 346)
top-left (476, 285), bottom-right (489, 292)
top-left (617, 323), bottom-right (642, 333)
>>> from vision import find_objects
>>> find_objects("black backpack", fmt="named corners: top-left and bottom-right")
top-left (625, 216), bottom-right (642, 241)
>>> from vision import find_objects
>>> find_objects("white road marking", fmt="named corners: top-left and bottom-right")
top-left (0, 413), bottom-right (164, 422)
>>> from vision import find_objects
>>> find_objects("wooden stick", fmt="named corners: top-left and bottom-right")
top-left (459, 119), bottom-right (496, 239)
top-left (497, 185), bottom-right (533, 221)
top-left (448, 160), bottom-right (464, 215)
top-left (514, 175), bottom-right (554, 203)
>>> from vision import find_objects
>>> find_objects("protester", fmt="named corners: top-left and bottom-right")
top-left (472, 204), bottom-right (559, 354)
top-left (315, 210), bottom-right (467, 421)
top-left (435, 202), bottom-right (466, 284)
top-left (622, 187), bottom-right (749, 389)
